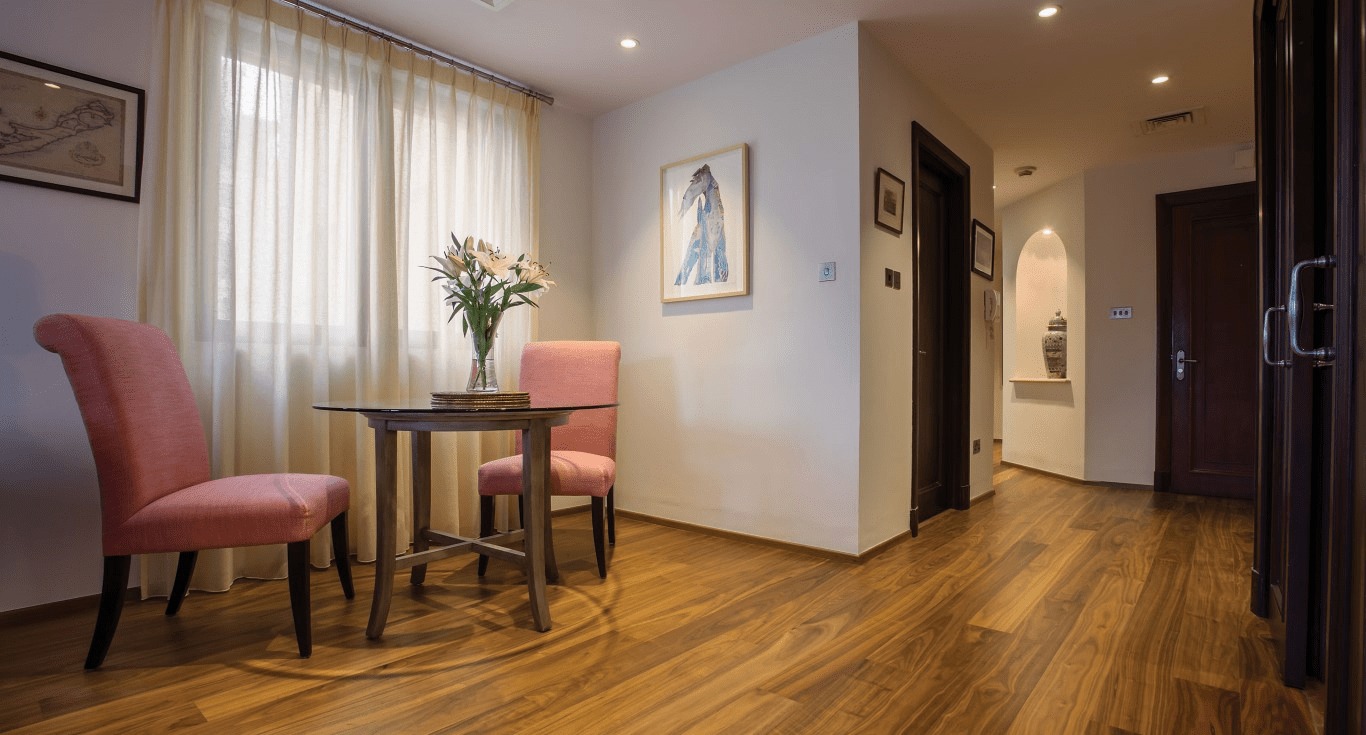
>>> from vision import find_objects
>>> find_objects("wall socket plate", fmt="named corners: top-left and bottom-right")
top-left (820, 262), bottom-right (836, 282)
top-left (1110, 307), bottom-right (1133, 319)
top-left (973, 439), bottom-right (982, 454)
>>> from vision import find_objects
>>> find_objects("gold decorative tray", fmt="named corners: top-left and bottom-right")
top-left (430, 391), bottom-right (530, 409)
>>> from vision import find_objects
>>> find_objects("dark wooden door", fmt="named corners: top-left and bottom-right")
top-left (1253, 0), bottom-right (1364, 723)
top-left (914, 165), bottom-right (950, 521)
top-left (1253, 0), bottom-right (1335, 692)
top-left (1157, 184), bottom-right (1260, 499)
top-left (910, 123), bottom-right (971, 531)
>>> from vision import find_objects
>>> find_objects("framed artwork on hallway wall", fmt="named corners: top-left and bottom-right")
top-left (972, 219), bottom-right (995, 279)
top-left (0, 51), bottom-right (144, 202)
top-left (660, 143), bottom-right (750, 303)
top-left (874, 167), bottom-right (906, 235)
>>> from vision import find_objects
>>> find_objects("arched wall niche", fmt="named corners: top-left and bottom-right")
top-left (1013, 230), bottom-right (1069, 379)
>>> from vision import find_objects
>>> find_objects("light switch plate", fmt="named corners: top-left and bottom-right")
top-left (1110, 307), bottom-right (1133, 319)
top-left (820, 262), bottom-right (836, 282)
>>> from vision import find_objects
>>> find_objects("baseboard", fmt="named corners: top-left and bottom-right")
top-left (615, 509), bottom-right (863, 563)
top-left (0, 587), bottom-right (139, 627)
top-left (971, 489), bottom-right (997, 505)
top-left (999, 461), bottom-right (1154, 491)
top-left (551, 504), bottom-right (590, 517)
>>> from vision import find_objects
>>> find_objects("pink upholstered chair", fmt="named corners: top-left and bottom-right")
top-left (477, 341), bottom-right (620, 578)
top-left (34, 314), bottom-right (353, 669)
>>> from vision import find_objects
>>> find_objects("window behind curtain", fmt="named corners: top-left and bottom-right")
top-left (138, 0), bottom-right (540, 594)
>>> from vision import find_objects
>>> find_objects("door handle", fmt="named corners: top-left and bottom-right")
top-left (1287, 255), bottom-right (1336, 362)
top-left (1176, 350), bottom-right (1197, 381)
top-left (1262, 306), bottom-right (1292, 367)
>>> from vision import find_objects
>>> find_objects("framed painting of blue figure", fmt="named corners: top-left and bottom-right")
top-left (660, 143), bottom-right (749, 303)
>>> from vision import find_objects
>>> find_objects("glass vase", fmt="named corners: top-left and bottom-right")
top-left (465, 312), bottom-right (502, 393)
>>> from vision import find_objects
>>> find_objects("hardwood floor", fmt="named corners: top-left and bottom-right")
top-left (0, 466), bottom-right (1320, 734)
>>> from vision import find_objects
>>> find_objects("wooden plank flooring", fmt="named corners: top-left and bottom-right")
top-left (0, 465), bottom-right (1321, 734)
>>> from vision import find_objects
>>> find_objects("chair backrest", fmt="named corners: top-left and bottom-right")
top-left (34, 314), bottom-right (211, 543)
top-left (518, 341), bottom-right (620, 459)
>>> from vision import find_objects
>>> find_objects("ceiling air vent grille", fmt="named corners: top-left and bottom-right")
top-left (469, 0), bottom-right (516, 9)
top-left (1138, 108), bottom-right (1206, 135)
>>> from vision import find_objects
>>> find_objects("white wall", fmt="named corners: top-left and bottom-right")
top-left (537, 105), bottom-right (596, 343)
top-left (0, 0), bottom-right (157, 613)
top-left (591, 25), bottom-right (865, 553)
top-left (0, 0), bottom-right (600, 612)
top-left (856, 28), bottom-right (995, 551)
top-left (1082, 143), bottom-right (1254, 484)
top-left (1001, 174), bottom-right (1088, 480)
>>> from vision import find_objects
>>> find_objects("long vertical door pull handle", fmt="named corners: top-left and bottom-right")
top-left (1262, 306), bottom-right (1292, 367)
top-left (1286, 255), bottom-right (1336, 362)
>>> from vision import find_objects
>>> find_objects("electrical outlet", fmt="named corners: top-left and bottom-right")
top-left (973, 439), bottom-right (981, 454)
top-left (885, 268), bottom-right (894, 287)
top-left (820, 262), bottom-right (836, 282)
top-left (893, 271), bottom-right (902, 290)
top-left (1110, 307), bottom-right (1133, 319)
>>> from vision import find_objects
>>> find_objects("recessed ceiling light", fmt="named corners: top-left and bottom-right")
top-left (44, 82), bottom-right (61, 89)
top-left (1151, 75), bottom-right (1170, 84)
top-left (619, 38), bottom-right (639, 49)
top-left (1042, 228), bottom-right (1054, 235)
top-left (1038, 6), bottom-right (1059, 18)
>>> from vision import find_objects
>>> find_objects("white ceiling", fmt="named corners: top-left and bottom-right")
top-left (317, 0), bottom-right (1254, 208)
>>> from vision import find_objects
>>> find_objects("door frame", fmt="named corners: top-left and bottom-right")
top-left (910, 121), bottom-right (972, 515)
top-left (1153, 181), bottom-right (1259, 496)
top-left (1323, 0), bottom-right (1363, 727)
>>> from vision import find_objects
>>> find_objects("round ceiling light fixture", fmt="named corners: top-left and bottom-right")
top-left (1038, 6), bottom-right (1059, 18)
top-left (1151, 75), bottom-right (1170, 84)
top-left (1015, 165), bottom-right (1038, 177)
top-left (619, 38), bottom-right (639, 49)
top-left (1042, 228), bottom-right (1054, 235)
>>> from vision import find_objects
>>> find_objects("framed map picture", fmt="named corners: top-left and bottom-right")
top-left (0, 51), bottom-right (144, 202)
top-left (660, 143), bottom-right (749, 303)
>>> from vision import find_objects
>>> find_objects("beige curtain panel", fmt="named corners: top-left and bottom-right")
top-left (138, 0), bottom-right (541, 597)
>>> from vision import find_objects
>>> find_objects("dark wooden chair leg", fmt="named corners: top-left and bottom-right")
top-left (477, 495), bottom-right (494, 577)
top-left (607, 485), bottom-right (616, 546)
top-left (165, 551), bottom-right (198, 616)
top-left (287, 540), bottom-right (311, 658)
top-left (591, 496), bottom-right (608, 578)
top-left (331, 513), bottom-right (354, 599)
top-left (85, 555), bottom-right (131, 670)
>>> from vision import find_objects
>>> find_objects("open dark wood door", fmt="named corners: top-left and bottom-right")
top-left (1253, 3), bottom-right (1364, 727)
top-left (1254, 0), bottom-right (1328, 692)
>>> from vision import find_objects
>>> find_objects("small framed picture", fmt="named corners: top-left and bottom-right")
top-left (660, 143), bottom-right (749, 303)
top-left (0, 51), bottom-right (145, 202)
top-left (874, 168), bottom-right (906, 235)
top-left (972, 219), bottom-right (995, 279)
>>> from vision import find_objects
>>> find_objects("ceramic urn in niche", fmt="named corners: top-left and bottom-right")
top-left (1043, 310), bottom-right (1067, 379)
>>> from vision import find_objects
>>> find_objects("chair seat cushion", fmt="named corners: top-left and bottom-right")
top-left (106, 474), bottom-right (350, 555)
top-left (478, 451), bottom-right (615, 497)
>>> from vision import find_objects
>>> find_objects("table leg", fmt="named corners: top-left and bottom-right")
top-left (410, 431), bottom-right (431, 586)
top-left (367, 425), bottom-right (398, 640)
top-left (522, 422), bottom-right (552, 631)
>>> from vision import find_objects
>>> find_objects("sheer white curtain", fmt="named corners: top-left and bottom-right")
top-left (138, 0), bottom-right (540, 595)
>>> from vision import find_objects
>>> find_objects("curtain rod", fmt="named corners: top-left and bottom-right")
top-left (272, 0), bottom-right (555, 105)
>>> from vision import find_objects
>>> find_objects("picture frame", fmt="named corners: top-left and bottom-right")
top-left (874, 167), bottom-right (906, 235)
top-left (972, 219), bottom-right (995, 280)
top-left (660, 143), bottom-right (749, 303)
top-left (0, 51), bottom-right (145, 202)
